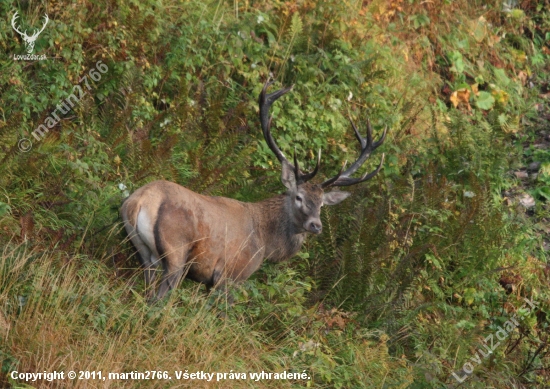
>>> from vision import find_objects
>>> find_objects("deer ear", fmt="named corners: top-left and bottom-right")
top-left (281, 160), bottom-right (297, 190)
top-left (323, 190), bottom-right (351, 205)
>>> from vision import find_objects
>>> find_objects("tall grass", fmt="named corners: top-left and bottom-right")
top-left (0, 242), bottom-right (286, 388)
top-left (0, 241), bottom-right (413, 388)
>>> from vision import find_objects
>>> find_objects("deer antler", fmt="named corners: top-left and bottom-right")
top-left (259, 79), bottom-right (320, 184)
top-left (321, 116), bottom-right (386, 188)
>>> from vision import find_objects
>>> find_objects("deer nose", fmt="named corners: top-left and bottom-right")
top-left (308, 221), bottom-right (322, 234)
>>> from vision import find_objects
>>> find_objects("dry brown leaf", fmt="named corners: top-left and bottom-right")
top-left (518, 71), bottom-right (528, 85)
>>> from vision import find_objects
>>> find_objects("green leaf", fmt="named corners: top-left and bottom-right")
top-left (425, 253), bottom-right (442, 270)
top-left (410, 13), bottom-right (430, 29)
top-left (456, 319), bottom-right (476, 330)
top-left (448, 51), bottom-right (464, 74)
top-left (509, 9), bottom-right (525, 20)
top-left (463, 287), bottom-right (477, 305)
top-left (532, 186), bottom-right (550, 200)
top-left (493, 68), bottom-right (510, 87)
top-left (0, 202), bottom-right (11, 218)
top-left (475, 91), bottom-right (495, 110)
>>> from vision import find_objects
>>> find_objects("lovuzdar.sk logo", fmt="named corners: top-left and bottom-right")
top-left (11, 11), bottom-right (48, 61)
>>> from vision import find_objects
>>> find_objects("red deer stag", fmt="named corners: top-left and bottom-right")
top-left (121, 80), bottom-right (386, 300)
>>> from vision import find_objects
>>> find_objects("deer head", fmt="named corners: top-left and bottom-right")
top-left (12, 12), bottom-right (49, 54)
top-left (259, 80), bottom-right (386, 235)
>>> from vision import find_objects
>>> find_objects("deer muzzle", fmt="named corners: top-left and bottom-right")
top-left (306, 220), bottom-right (322, 234)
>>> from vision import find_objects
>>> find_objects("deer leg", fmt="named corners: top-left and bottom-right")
top-left (144, 254), bottom-right (158, 286)
top-left (210, 268), bottom-right (235, 307)
top-left (156, 266), bottom-right (184, 300)
top-left (124, 212), bottom-right (162, 300)
top-left (144, 254), bottom-right (160, 299)
top-left (125, 227), bottom-right (158, 297)
top-left (156, 247), bottom-right (188, 300)
top-left (211, 269), bottom-right (226, 291)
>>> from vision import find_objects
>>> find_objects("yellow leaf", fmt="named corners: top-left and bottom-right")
top-left (450, 89), bottom-right (471, 110)
top-left (450, 91), bottom-right (459, 108)
top-left (492, 89), bottom-right (509, 105)
top-left (511, 49), bottom-right (527, 63)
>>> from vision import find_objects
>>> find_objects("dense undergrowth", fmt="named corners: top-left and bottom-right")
top-left (0, 0), bottom-right (549, 387)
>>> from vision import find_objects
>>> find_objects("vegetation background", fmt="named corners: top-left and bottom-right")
top-left (0, 0), bottom-right (549, 387)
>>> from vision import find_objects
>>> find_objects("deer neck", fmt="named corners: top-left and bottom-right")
top-left (253, 194), bottom-right (306, 262)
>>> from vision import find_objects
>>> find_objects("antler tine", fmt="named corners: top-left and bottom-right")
top-left (259, 79), bottom-right (320, 184)
top-left (322, 116), bottom-right (387, 188)
top-left (299, 148), bottom-right (321, 183)
top-left (349, 117), bottom-right (366, 149)
top-left (292, 148), bottom-right (299, 182)
top-left (375, 125), bottom-right (388, 148)
top-left (366, 118), bottom-right (373, 146)
top-left (321, 160), bottom-right (347, 188)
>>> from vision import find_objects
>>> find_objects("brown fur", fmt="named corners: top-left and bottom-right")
top-left (121, 180), bottom-right (339, 300)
